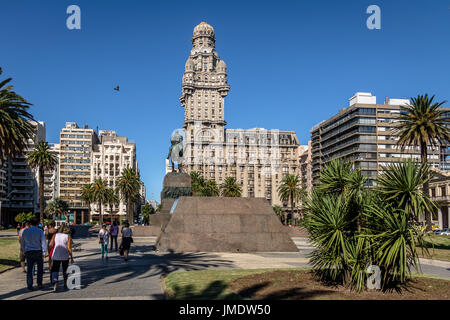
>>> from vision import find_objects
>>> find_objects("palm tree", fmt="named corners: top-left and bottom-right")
top-left (81, 183), bottom-right (94, 222)
top-left (106, 188), bottom-right (119, 222)
top-left (277, 174), bottom-right (302, 225)
top-left (92, 178), bottom-right (109, 225)
top-left (0, 67), bottom-right (35, 162)
top-left (190, 171), bottom-right (206, 196)
top-left (117, 168), bottom-right (141, 224)
top-left (201, 180), bottom-right (220, 197)
top-left (393, 94), bottom-right (450, 231)
top-left (220, 177), bottom-right (242, 197)
top-left (45, 197), bottom-right (69, 220)
top-left (376, 160), bottom-right (435, 220)
top-left (27, 141), bottom-right (58, 224)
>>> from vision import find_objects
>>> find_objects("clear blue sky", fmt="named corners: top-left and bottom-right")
top-left (1, 0), bottom-right (449, 201)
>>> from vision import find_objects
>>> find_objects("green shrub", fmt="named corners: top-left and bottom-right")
top-left (14, 212), bottom-right (36, 224)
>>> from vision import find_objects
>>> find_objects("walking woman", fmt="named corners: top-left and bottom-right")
top-left (98, 224), bottom-right (109, 260)
top-left (49, 223), bottom-right (74, 292)
top-left (46, 221), bottom-right (57, 270)
top-left (120, 222), bottom-right (133, 262)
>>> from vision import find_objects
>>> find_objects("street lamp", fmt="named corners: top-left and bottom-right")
top-left (0, 190), bottom-right (18, 228)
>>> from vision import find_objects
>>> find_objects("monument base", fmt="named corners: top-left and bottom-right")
top-left (156, 197), bottom-right (299, 253)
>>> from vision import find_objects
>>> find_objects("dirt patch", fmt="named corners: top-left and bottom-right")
top-left (229, 270), bottom-right (450, 300)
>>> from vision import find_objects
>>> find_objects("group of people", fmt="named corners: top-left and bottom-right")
top-left (18, 218), bottom-right (73, 292)
top-left (98, 221), bottom-right (133, 261)
top-left (17, 219), bottom-right (134, 292)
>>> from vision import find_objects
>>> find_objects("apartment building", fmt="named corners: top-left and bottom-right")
top-left (310, 92), bottom-right (450, 186)
top-left (299, 141), bottom-right (312, 196)
top-left (91, 130), bottom-right (137, 222)
top-left (59, 122), bottom-right (99, 223)
top-left (178, 22), bottom-right (302, 206)
top-left (1, 121), bottom-right (45, 226)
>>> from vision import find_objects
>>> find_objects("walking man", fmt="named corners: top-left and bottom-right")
top-left (20, 218), bottom-right (47, 291)
top-left (109, 221), bottom-right (119, 252)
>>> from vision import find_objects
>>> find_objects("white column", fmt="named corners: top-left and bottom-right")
top-left (438, 207), bottom-right (443, 230)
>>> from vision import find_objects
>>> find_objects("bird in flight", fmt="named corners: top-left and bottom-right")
top-left (114, 85), bottom-right (120, 91)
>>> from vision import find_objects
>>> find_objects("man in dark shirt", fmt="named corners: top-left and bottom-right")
top-left (20, 218), bottom-right (47, 291)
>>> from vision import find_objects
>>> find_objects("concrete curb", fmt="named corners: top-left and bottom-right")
top-left (419, 258), bottom-right (450, 269)
top-left (0, 265), bottom-right (18, 274)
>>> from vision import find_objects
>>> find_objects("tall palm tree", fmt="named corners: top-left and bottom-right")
top-left (92, 178), bottom-right (109, 225)
top-left (220, 177), bottom-right (242, 197)
top-left (27, 141), bottom-right (58, 224)
top-left (278, 174), bottom-right (302, 225)
top-left (0, 67), bottom-right (35, 162)
top-left (106, 188), bottom-right (119, 221)
top-left (81, 183), bottom-right (94, 223)
top-left (45, 197), bottom-right (69, 220)
top-left (201, 180), bottom-right (220, 197)
top-left (117, 168), bottom-right (141, 224)
top-left (393, 94), bottom-right (450, 231)
top-left (190, 171), bottom-right (205, 196)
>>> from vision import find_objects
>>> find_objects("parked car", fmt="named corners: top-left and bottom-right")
top-left (440, 228), bottom-right (450, 236)
top-left (433, 229), bottom-right (442, 235)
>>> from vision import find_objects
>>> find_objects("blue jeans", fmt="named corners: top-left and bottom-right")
top-left (101, 243), bottom-right (108, 258)
top-left (25, 251), bottom-right (43, 289)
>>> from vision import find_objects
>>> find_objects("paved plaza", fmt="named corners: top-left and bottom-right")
top-left (0, 236), bottom-right (448, 300)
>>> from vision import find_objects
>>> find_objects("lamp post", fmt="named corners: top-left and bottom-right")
top-left (0, 190), bottom-right (18, 228)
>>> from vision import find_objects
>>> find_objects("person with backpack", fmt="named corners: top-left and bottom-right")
top-left (109, 221), bottom-right (119, 252)
top-left (98, 224), bottom-right (109, 260)
top-left (49, 223), bottom-right (74, 292)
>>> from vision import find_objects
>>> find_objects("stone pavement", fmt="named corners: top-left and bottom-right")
top-left (0, 236), bottom-right (448, 300)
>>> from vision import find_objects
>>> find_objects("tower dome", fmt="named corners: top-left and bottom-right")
top-left (193, 21), bottom-right (215, 39)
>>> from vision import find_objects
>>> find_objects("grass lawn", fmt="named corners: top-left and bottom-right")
top-left (0, 238), bottom-right (20, 272)
top-left (418, 235), bottom-right (450, 261)
top-left (163, 269), bottom-right (450, 300)
top-left (0, 229), bottom-right (17, 233)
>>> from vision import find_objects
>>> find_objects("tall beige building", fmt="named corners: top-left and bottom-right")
top-left (179, 22), bottom-right (301, 206)
top-left (91, 130), bottom-right (137, 221)
top-left (59, 122), bottom-right (98, 223)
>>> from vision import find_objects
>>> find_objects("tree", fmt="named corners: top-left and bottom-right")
top-left (141, 203), bottom-right (154, 225)
top-left (190, 171), bottom-right (206, 196)
top-left (272, 205), bottom-right (284, 224)
top-left (0, 67), bottom-right (35, 162)
top-left (277, 174), bottom-right (302, 226)
top-left (92, 178), bottom-right (109, 225)
top-left (81, 183), bottom-right (94, 222)
top-left (45, 198), bottom-right (69, 220)
top-left (27, 141), bottom-right (58, 224)
top-left (220, 177), bottom-right (242, 197)
top-left (394, 94), bottom-right (450, 231)
top-left (376, 159), bottom-right (435, 220)
top-left (15, 212), bottom-right (35, 224)
top-left (106, 188), bottom-right (119, 220)
top-left (116, 168), bottom-right (141, 224)
top-left (201, 180), bottom-right (220, 197)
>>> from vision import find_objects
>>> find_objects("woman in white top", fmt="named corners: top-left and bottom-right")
top-left (98, 224), bottom-right (109, 260)
top-left (49, 223), bottom-right (73, 292)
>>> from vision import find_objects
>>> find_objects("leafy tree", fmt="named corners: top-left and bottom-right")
top-left (116, 168), bottom-right (141, 224)
top-left (272, 205), bottom-right (284, 224)
top-left (0, 67), bottom-right (35, 162)
top-left (393, 94), bottom-right (449, 231)
top-left (27, 141), bottom-right (58, 224)
top-left (277, 174), bottom-right (302, 226)
top-left (15, 212), bottom-right (35, 224)
top-left (190, 171), bottom-right (206, 196)
top-left (220, 177), bottom-right (242, 197)
top-left (141, 203), bottom-right (154, 225)
top-left (201, 180), bottom-right (220, 197)
top-left (45, 197), bottom-right (69, 220)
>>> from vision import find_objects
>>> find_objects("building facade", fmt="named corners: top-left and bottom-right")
top-left (90, 130), bottom-right (137, 222)
top-left (429, 169), bottom-right (450, 230)
top-left (310, 92), bottom-right (450, 186)
top-left (59, 122), bottom-right (98, 223)
top-left (178, 22), bottom-right (302, 206)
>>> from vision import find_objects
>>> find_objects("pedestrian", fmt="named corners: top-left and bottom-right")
top-left (119, 222), bottom-right (133, 262)
top-left (46, 221), bottom-right (57, 270)
top-left (49, 223), bottom-right (74, 292)
top-left (20, 218), bottom-right (47, 291)
top-left (17, 222), bottom-right (30, 273)
top-left (109, 221), bottom-right (119, 252)
top-left (98, 224), bottom-right (109, 260)
top-left (16, 223), bottom-right (21, 234)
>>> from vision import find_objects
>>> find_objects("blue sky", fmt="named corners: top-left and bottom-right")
top-left (1, 0), bottom-right (449, 200)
